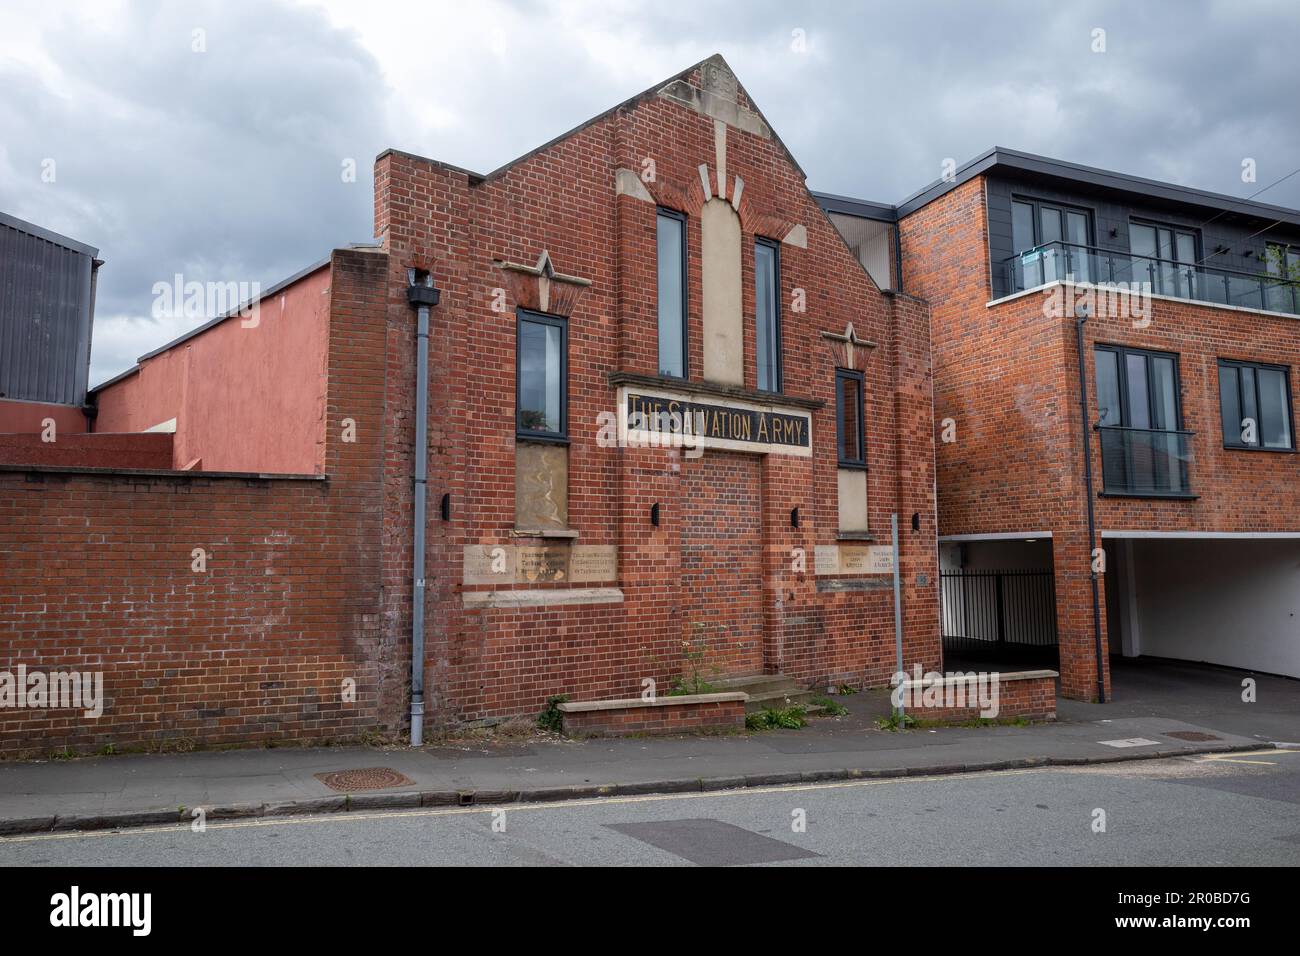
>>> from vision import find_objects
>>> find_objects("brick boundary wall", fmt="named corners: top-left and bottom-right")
top-left (0, 467), bottom-right (388, 756)
top-left (0, 248), bottom-right (400, 757)
top-left (557, 693), bottom-right (748, 736)
top-left (895, 670), bottom-right (1058, 723)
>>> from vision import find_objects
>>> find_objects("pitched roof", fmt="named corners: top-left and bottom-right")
top-left (376, 53), bottom-right (809, 185)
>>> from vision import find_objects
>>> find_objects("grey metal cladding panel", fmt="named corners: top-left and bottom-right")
top-left (0, 223), bottom-right (93, 405)
top-left (988, 171), bottom-right (1300, 296)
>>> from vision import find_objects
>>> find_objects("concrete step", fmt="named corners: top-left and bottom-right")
top-left (712, 674), bottom-right (805, 697)
top-left (742, 687), bottom-right (821, 713)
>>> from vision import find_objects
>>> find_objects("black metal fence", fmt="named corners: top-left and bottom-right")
top-left (941, 569), bottom-right (1059, 662)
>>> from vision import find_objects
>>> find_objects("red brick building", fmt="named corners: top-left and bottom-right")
top-left (823, 148), bottom-right (1300, 698)
top-left (0, 56), bottom-right (942, 753)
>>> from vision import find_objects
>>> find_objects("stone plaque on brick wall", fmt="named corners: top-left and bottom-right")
top-left (570, 545), bottom-right (617, 583)
top-left (815, 543), bottom-right (894, 576)
top-left (838, 546), bottom-right (872, 573)
top-left (814, 545), bottom-right (840, 576)
top-left (463, 544), bottom-right (516, 585)
top-left (866, 545), bottom-right (894, 574)
top-left (516, 544), bottom-right (570, 583)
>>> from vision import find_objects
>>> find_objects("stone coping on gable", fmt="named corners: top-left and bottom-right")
top-left (557, 692), bottom-right (749, 713)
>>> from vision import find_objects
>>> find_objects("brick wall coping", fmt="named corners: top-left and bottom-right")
top-left (557, 692), bottom-right (749, 713)
top-left (986, 280), bottom-right (1300, 324)
top-left (895, 669), bottom-right (1059, 689)
top-left (608, 371), bottom-right (825, 411)
top-left (0, 463), bottom-right (326, 482)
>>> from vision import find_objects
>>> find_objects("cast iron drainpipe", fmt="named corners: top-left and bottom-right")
top-left (406, 268), bottom-right (441, 746)
top-left (1074, 305), bottom-right (1107, 704)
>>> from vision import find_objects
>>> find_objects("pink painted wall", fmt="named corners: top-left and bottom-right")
top-left (94, 265), bottom-right (330, 474)
top-left (0, 399), bottom-right (87, 435)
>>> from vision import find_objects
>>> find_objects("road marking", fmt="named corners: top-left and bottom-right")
top-left (0, 767), bottom-right (1047, 846)
top-left (1196, 749), bottom-right (1293, 766)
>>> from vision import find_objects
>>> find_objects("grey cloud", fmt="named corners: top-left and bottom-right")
top-left (3, 0), bottom-right (1298, 385)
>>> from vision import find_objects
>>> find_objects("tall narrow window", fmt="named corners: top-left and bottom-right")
top-left (835, 369), bottom-right (865, 468)
top-left (516, 310), bottom-right (567, 439)
top-left (755, 238), bottom-right (782, 392)
top-left (1219, 359), bottom-right (1294, 450)
top-left (1010, 196), bottom-right (1093, 288)
top-left (1094, 344), bottom-right (1189, 496)
top-left (656, 208), bottom-right (687, 378)
top-left (1130, 220), bottom-right (1198, 298)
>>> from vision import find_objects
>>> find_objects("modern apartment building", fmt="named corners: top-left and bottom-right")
top-left (822, 148), bottom-right (1300, 698)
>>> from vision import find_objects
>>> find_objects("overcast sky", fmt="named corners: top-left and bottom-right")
top-left (3, 0), bottom-right (1299, 385)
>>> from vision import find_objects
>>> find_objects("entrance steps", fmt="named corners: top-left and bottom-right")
top-left (710, 674), bottom-right (825, 714)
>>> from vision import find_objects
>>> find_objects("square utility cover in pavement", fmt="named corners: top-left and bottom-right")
top-left (605, 819), bottom-right (820, 866)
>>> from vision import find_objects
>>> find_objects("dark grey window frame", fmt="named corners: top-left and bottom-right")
top-left (515, 308), bottom-right (569, 443)
top-left (835, 368), bottom-right (866, 470)
top-left (754, 236), bottom-right (783, 393)
top-left (1010, 195), bottom-right (1095, 253)
top-left (1095, 343), bottom-right (1186, 430)
top-left (1217, 357), bottom-right (1295, 452)
top-left (1127, 217), bottom-right (1201, 266)
top-left (656, 207), bottom-right (689, 379)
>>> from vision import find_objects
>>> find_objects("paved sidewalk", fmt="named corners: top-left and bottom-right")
top-left (1, 672), bottom-right (1290, 836)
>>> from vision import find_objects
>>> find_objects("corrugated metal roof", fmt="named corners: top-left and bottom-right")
top-left (0, 212), bottom-right (98, 406)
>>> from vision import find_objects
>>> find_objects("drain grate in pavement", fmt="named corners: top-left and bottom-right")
top-left (1164, 731), bottom-right (1222, 742)
top-left (314, 767), bottom-right (414, 792)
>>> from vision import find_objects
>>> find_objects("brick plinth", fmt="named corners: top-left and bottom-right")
top-left (557, 693), bottom-right (748, 736)
top-left (895, 670), bottom-right (1058, 723)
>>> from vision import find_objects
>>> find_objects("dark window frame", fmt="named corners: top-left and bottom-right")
top-left (1128, 217), bottom-right (1201, 263)
top-left (515, 308), bottom-right (569, 443)
top-left (835, 367), bottom-right (867, 470)
top-left (1094, 343), bottom-right (1186, 431)
top-left (1010, 195), bottom-right (1095, 254)
top-left (754, 236), bottom-right (783, 394)
top-left (1217, 357), bottom-right (1295, 452)
top-left (656, 206), bottom-right (689, 380)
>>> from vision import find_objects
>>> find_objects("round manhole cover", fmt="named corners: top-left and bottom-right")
top-left (314, 767), bottom-right (414, 792)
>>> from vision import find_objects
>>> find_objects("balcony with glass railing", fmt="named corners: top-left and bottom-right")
top-left (1005, 241), bottom-right (1300, 316)
top-left (1096, 425), bottom-right (1195, 497)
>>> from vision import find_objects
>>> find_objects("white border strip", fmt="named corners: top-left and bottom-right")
top-left (986, 280), bottom-right (1300, 323)
top-left (1100, 530), bottom-right (1300, 540)
top-left (939, 532), bottom-right (1053, 542)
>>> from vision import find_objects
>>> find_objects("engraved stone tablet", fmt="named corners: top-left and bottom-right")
top-left (570, 545), bottom-right (617, 583)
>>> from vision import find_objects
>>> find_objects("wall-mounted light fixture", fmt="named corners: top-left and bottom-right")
top-left (440, 493), bottom-right (451, 521)
top-left (650, 503), bottom-right (660, 526)
top-left (911, 512), bottom-right (921, 532)
top-left (790, 507), bottom-right (800, 528)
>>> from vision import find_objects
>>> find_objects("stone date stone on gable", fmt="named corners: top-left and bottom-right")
top-left (657, 61), bottom-right (771, 140)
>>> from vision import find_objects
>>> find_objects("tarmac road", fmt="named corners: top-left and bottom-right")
top-left (2, 751), bottom-right (1297, 867)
